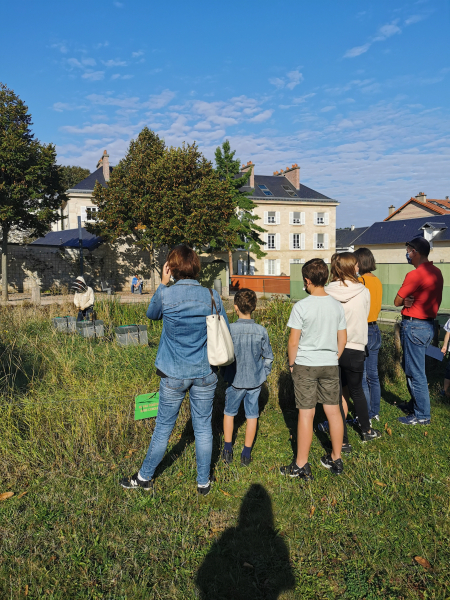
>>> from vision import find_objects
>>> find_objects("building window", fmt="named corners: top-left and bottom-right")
top-left (85, 207), bottom-right (98, 222)
top-left (316, 233), bottom-right (324, 249)
top-left (293, 211), bottom-right (301, 224)
top-left (282, 184), bottom-right (298, 198)
top-left (267, 259), bottom-right (276, 275)
top-left (291, 259), bottom-right (301, 264)
top-left (267, 211), bottom-right (276, 224)
top-left (316, 212), bottom-right (325, 225)
top-left (292, 234), bottom-right (300, 249)
top-left (267, 234), bottom-right (275, 249)
top-left (258, 184), bottom-right (273, 196)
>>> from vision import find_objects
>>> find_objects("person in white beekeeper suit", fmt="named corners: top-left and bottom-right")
top-left (72, 276), bottom-right (95, 322)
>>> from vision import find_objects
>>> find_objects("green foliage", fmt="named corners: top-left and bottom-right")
top-left (91, 128), bottom-right (235, 252)
top-left (0, 83), bottom-right (66, 238)
top-left (211, 140), bottom-right (266, 259)
top-left (58, 165), bottom-right (90, 191)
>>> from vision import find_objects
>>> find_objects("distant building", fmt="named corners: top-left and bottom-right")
top-left (237, 162), bottom-right (338, 275)
top-left (336, 226), bottom-right (368, 253)
top-left (354, 215), bottom-right (450, 263)
top-left (385, 192), bottom-right (450, 222)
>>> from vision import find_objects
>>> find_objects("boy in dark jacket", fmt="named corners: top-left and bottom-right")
top-left (222, 289), bottom-right (273, 466)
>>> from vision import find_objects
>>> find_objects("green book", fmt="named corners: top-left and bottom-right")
top-left (134, 393), bottom-right (159, 420)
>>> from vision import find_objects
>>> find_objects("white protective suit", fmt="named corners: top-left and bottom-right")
top-left (73, 276), bottom-right (95, 311)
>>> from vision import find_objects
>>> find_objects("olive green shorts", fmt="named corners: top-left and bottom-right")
top-left (291, 364), bottom-right (340, 410)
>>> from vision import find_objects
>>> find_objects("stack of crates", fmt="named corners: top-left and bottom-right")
top-left (76, 320), bottom-right (105, 338)
top-left (52, 316), bottom-right (77, 333)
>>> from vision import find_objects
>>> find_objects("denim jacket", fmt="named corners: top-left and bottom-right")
top-left (147, 280), bottom-right (229, 379)
top-left (223, 319), bottom-right (274, 389)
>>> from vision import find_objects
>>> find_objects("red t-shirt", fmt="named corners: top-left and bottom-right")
top-left (397, 262), bottom-right (443, 319)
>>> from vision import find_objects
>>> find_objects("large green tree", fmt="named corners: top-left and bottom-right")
top-left (0, 83), bottom-right (66, 302)
top-left (58, 165), bottom-right (90, 191)
top-left (91, 128), bottom-right (235, 290)
top-left (211, 140), bottom-right (265, 276)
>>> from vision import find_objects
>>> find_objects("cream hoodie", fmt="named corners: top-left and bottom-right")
top-left (325, 280), bottom-right (370, 351)
top-left (73, 276), bottom-right (95, 311)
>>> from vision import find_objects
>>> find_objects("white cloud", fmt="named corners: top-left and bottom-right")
top-left (52, 102), bottom-right (87, 112)
top-left (87, 94), bottom-right (140, 108)
top-left (82, 71), bottom-right (105, 81)
top-left (270, 70), bottom-right (303, 90)
top-left (102, 59), bottom-right (127, 67)
top-left (82, 58), bottom-right (97, 67)
top-left (344, 20), bottom-right (402, 58)
top-left (249, 109), bottom-right (273, 123)
top-left (405, 14), bottom-right (425, 26)
top-left (51, 42), bottom-right (68, 54)
top-left (321, 106), bottom-right (335, 112)
top-left (145, 89), bottom-right (176, 109)
top-left (132, 51), bottom-right (144, 58)
top-left (293, 93), bottom-right (316, 104)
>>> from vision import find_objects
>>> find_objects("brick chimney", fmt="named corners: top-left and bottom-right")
top-left (97, 150), bottom-right (110, 182)
top-left (415, 192), bottom-right (427, 203)
top-left (241, 161), bottom-right (255, 188)
top-left (274, 164), bottom-right (300, 190)
top-left (388, 205), bottom-right (395, 215)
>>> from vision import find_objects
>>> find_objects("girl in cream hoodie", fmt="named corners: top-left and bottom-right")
top-left (324, 253), bottom-right (382, 447)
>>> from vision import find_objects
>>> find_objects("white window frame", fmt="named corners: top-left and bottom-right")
top-left (267, 234), bottom-right (276, 250)
top-left (265, 259), bottom-right (281, 275)
top-left (264, 210), bottom-right (281, 225)
top-left (313, 233), bottom-right (329, 250)
top-left (290, 233), bottom-right (301, 250)
top-left (82, 206), bottom-right (98, 223)
top-left (289, 211), bottom-right (305, 225)
top-left (314, 211), bottom-right (329, 226)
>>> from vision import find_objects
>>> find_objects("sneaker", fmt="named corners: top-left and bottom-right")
top-left (397, 402), bottom-right (414, 414)
top-left (317, 421), bottom-right (329, 433)
top-left (222, 448), bottom-right (233, 464)
top-left (341, 443), bottom-right (353, 454)
top-left (280, 460), bottom-right (313, 481)
top-left (398, 415), bottom-right (431, 425)
top-left (240, 454), bottom-right (251, 467)
top-left (120, 472), bottom-right (153, 491)
top-left (361, 428), bottom-right (382, 442)
top-left (372, 414), bottom-right (380, 422)
top-left (197, 482), bottom-right (211, 496)
top-left (320, 454), bottom-right (344, 475)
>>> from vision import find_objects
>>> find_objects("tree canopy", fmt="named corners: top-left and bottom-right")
top-left (58, 165), bottom-right (90, 191)
top-left (0, 83), bottom-right (66, 301)
top-left (91, 127), bottom-right (235, 287)
top-left (211, 140), bottom-right (265, 274)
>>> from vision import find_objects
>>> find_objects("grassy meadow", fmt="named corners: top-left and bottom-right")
top-left (1, 297), bottom-right (450, 599)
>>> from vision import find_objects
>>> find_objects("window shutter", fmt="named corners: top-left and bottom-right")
top-left (276, 233), bottom-right (281, 250)
top-left (263, 233), bottom-right (268, 249)
top-left (81, 207), bottom-right (87, 222)
top-left (325, 212), bottom-right (329, 225)
top-left (289, 234), bottom-right (293, 250)
top-left (238, 259), bottom-right (243, 275)
top-left (313, 233), bottom-right (318, 249)
top-left (264, 260), bottom-right (269, 275)
top-left (325, 233), bottom-right (329, 249)
top-left (289, 211), bottom-right (293, 225)
top-left (313, 212), bottom-right (318, 225)
top-left (276, 259), bottom-right (281, 276)
top-left (249, 258), bottom-right (255, 276)
top-left (276, 211), bottom-right (280, 225)
top-left (264, 211), bottom-right (268, 225)
top-left (301, 233), bottom-right (305, 250)
top-left (301, 211), bottom-right (305, 225)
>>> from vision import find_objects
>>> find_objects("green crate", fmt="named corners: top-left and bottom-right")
top-left (134, 393), bottom-right (159, 420)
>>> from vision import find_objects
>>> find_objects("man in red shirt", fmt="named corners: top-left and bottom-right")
top-left (394, 236), bottom-right (443, 425)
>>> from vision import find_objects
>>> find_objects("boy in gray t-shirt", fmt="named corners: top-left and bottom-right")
top-left (280, 259), bottom-right (347, 480)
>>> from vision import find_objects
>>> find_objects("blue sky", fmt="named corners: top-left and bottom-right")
top-left (1, 0), bottom-right (449, 227)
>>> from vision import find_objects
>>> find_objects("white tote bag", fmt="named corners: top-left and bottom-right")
top-left (206, 289), bottom-right (235, 366)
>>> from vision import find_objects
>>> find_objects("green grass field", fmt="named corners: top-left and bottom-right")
top-left (1, 298), bottom-right (450, 599)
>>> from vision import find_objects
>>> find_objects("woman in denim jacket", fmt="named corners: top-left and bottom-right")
top-left (121, 245), bottom-right (229, 496)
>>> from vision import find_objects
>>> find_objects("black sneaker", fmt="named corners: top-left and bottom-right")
top-left (280, 460), bottom-right (313, 481)
top-left (222, 448), bottom-right (233, 464)
top-left (361, 428), bottom-right (382, 442)
top-left (240, 454), bottom-right (251, 467)
top-left (197, 483), bottom-right (211, 496)
top-left (320, 454), bottom-right (344, 475)
top-left (341, 443), bottom-right (353, 454)
top-left (397, 401), bottom-right (414, 414)
top-left (120, 472), bottom-right (153, 491)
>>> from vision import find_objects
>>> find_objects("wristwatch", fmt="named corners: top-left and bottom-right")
top-left (289, 364), bottom-right (295, 368)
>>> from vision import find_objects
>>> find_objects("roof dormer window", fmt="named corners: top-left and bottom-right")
top-left (258, 184), bottom-right (273, 196)
top-left (282, 184), bottom-right (298, 198)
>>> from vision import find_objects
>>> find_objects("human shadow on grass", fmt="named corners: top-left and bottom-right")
top-left (195, 484), bottom-right (295, 600)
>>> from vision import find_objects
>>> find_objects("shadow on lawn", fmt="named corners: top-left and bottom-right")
top-left (195, 484), bottom-right (295, 600)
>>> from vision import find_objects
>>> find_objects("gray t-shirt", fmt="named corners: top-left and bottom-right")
top-left (287, 295), bottom-right (347, 366)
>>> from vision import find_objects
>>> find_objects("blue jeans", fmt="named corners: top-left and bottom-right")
top-left (131, 283), bottom-right (143, 294)
top-left (224, 385), bottom-right (261, 419)
top-left (139, 371), bottom-right (218, 485)
top-left (401, 319), bottom-right (434, 420)
top-left (362, 323), bottom-right (382, 419)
